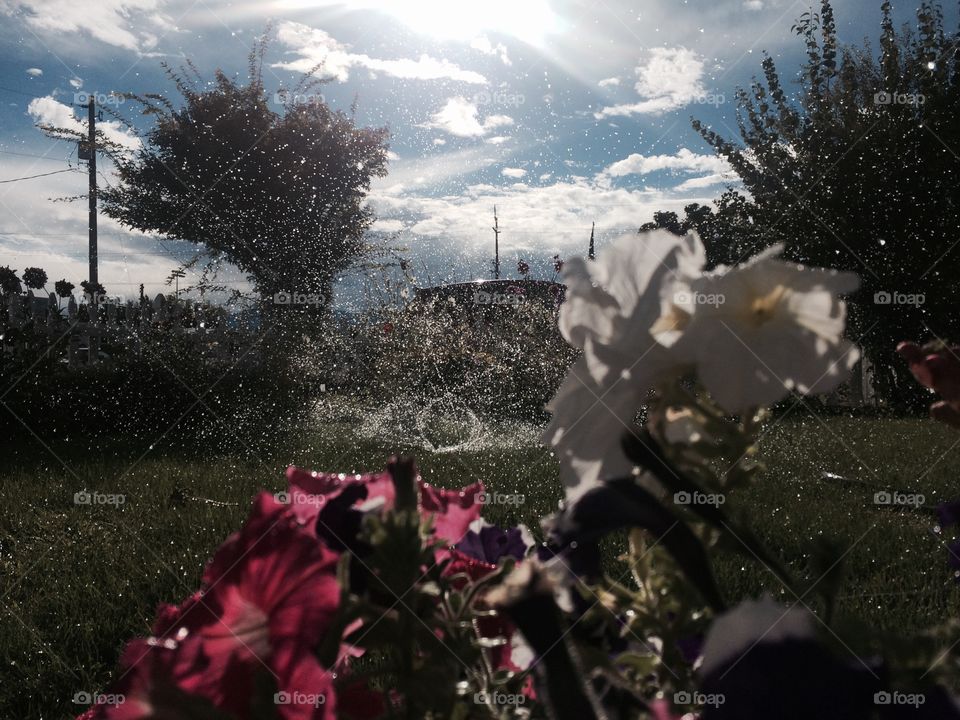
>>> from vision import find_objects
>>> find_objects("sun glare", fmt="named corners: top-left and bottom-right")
top-left (373, 0), bottom-right (561, 45)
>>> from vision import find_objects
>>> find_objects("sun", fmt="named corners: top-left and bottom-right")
top-left (374, 0), bottom-right (561, 45)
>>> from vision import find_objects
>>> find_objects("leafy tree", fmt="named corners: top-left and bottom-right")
top-left (0, 267), bottom-right (21, 295)
top-left (22, 267), bottom-right (48, 291)
top-left (99, 38), bottom-right (390, 300)
top-left (639, 210), bottom-right (683, 236)
top-left (54, 279), bottom-right (75, 299)
top-left (80, 280), bottom-right (105, 300)
top-left (639, 196), bottom-right (767, 268)
top-left (685, 0), bottom-right (960, 404)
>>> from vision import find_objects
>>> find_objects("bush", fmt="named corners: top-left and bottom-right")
top-left (0, 309), bottom-right (312, 451)
top-left (315, 292), bottom-right (578, 421)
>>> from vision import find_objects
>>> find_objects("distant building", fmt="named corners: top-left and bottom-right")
top-left (414, 278), bottom-right (565, 309)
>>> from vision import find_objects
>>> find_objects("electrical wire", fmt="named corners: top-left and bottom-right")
top-left (0, 149), bottom-right (69, 161)
top-left (0, 168), bottom-right (80, 184)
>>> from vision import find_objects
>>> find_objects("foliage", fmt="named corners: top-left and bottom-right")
top-left (686, 0), bottom-right (960, 405)
top-left (55, 278), bottom-right (75, 298)
top-left (0, 265), bottom-right (22, 295)
top-left (97, 37), bottom-right (390, 299)
top-left (318, 292), bottom-right (577, 422)
top-left (0, 297), bottom-right (311, 449)
top-left (22, 266), bottom-right (48, 290)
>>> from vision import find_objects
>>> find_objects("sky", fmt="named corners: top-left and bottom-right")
top-left (0, 0), bottom-right (953, 303)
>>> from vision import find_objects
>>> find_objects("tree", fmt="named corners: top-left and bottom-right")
top-left (22, 267), bottom-right (48, 291)
top-left (0, 267), bottom-right (21, 295)
top-left (54, 279), bottom-right (74, 299)
top-left (99, 38), bottom-right (390, 300)
top-left (687, 0), bottom-right (960, 404)
top-left (638, 197), bottom-right (767, 268)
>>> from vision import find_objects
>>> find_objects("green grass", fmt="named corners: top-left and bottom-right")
top-left (2, 413), bottom-right (960, 718)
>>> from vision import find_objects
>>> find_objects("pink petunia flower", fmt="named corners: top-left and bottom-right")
top-left (284, 464), bottom-right (483, 550)
top-left (92, 492), bottom-right (340, 720)
top-left (285, 467), bottom-right (395, 530)
top-left (898, 341), bottom-right (960, 428)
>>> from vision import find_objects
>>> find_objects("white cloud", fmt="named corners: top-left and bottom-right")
top-left (598, 77), bottom-right (620, 88)
top-left (27, 95), bottom-right (141, 152)
top-left (470, 35), bottom-right (511, 65)
top-left (486, 136), bottom-right (510, 145)
top-left (744, 0), bottom-right (764, 10)
top-left (596, 47), bottom-right (707, 118)
top-left (539, 173), bottom-right (552, 181)
top-left (502, 167), bottom-right (526, 178)
top-left (371, 218), bottom-right (405, 233)
top-left (601, 148), bottom-right (730, 178)
top-left (483, 114), bottom-right (514, 130)
top-left (0, 157), bottom-right (194, 297)
top-left (2, 0), bottom-right (171, 52)
top-left (674, 173), bottom-right (734, 191)
top-left (25, 67), bottom-right (43, 77)
top-left (274, 21), bottom-right (488, 84)
top-left (370, 177), bottom-right (717, 260)
top-left (422, 97), bottom-right (514, 138)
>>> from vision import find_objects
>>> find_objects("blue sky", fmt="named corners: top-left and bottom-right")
top-left (0, 0), bottom-right (952, 301)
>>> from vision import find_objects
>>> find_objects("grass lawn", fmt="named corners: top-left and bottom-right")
top-left (2, 409), bottom-right (960, 718)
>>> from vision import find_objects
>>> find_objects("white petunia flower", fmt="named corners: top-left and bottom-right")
top-left (543, 230), bottom-right (705, 500)
top-left (655, 245), bottom-right (860, 413)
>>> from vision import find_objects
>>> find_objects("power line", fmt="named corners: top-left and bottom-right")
top-left (0, 84), bottom-right (40, 99)
top-left (0, 149), bottom-right (69, 161)
top-left (0, 168), bottom-right (80, 184)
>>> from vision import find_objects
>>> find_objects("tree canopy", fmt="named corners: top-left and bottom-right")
top-left (100, 40), bottom-right (390, 299)
top-left (657, 0), bottom-right (960, 402)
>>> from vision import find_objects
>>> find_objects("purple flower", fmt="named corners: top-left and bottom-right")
top-left (948, 540), bottom-right (960, 571)
top-left (455, 521), bottom-right (530, 564)
top-left (937, 498), bottom-right (960, 529)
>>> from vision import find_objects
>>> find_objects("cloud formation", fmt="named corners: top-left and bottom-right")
top-left (601, 148), bottom-right (730, 178)
top-left (422, 97), bottom-right (514, 138)
top-left (27, 95), bottom-right (142, 151)
top-left (274, 21), bottom-right (488, 84)
top-left (470, 35), bottom-right (511, 65)
top-left (595, 47), bottom-right (708, 118)
top-left (1, 0), bottom-right (172, 51)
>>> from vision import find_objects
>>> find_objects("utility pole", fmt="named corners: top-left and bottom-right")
top-left (170, 268), bottom-right (186, 298)
top-left (589, 221), bottom-right (595, 260)
top-left (86, 98), bottom-right (98, 292)
top-left (492, 206), bottom-right (501, 279)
